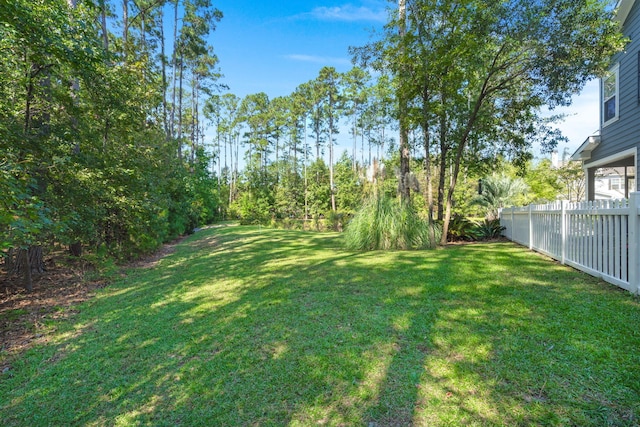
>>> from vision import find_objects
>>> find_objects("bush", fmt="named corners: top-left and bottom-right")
top-left (447, 214), bottom-right (478, 242)
top-left (344, 193), bottom-right (441, 250)
top-left (328, 211), bottom-right (353, 232)
top-left (473, 218), bottom-right (506, 240)
top-left (447, 215), bottom-right (506, 242)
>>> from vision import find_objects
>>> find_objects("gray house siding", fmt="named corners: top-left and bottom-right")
top-left (587, 0), bottom-right (640, 165)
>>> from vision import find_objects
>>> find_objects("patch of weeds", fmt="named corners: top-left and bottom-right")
top-left (0, 309), bottom-right (29, 323)
top-left (78, 254), bottom-right (119, 282)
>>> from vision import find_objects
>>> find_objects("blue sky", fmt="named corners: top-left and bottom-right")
top-left (211, 0), bottom-right (387, 97)
top-left (207, 0), bottom-right (600, 163)
top-left (547, 80), bottom-right (600, 161)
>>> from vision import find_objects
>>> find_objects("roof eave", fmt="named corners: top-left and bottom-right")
top-left (615, 0), bottom-right (636, 25)
top-left (570, 135), bottom-right (601, 162)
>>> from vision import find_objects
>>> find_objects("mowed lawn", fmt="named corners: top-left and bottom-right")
top-left (1, 225), bottom-right (639, 426)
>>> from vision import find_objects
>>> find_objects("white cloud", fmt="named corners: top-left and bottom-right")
top-left (284, 54), bottom-right (352, 66)
top-left (306, 4), bottom-right (387, 22)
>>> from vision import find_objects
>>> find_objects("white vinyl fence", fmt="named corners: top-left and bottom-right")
top-left (500, 192), bottom-right (640, 294)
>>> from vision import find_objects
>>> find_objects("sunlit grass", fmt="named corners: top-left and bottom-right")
top-left (1, 225), bottom-right (639, 426)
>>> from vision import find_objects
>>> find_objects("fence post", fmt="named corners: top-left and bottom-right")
top-left (511, 206), bottom-right (515, 242)
top-left (628, 192), bottom-right (640, 294)
top-left (561, 200), bottom-right (567, 265)
top-left (528, 204), bottom-right (533, 250)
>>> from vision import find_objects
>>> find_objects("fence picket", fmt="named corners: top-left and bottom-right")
top-left (622, 215), bottom-right (628, 282)
top-left (597, 213), bottom-right (603, 273)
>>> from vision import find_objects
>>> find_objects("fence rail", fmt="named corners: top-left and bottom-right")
top-left (500, 192), bottom-right (640, 294)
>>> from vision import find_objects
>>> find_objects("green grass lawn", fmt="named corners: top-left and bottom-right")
top-left (1, 225), bottom-right (639, 426)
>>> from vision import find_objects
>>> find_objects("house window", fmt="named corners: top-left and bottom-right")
top-left (610, 177), bottom-right (624, 191)
top-left (603, 63), bottom-right (619, 126)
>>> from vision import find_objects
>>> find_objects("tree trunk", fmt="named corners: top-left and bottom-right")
top-left (365, 130), bottom-right (369, 166)
top-left (397, 0), bottom-right (411, 202)
top-left (22, 249), bottom-right (33, 292)
top-left (437, 91), bottom-right (448, 221)
top-left (122, 0), bottom-right (128, 55)
top-left (423, 113), bottom-right (436, 246)
top-left (9, 247), bottom-right (45, 292)
top-left (170, 0), bottom-right (179, 141)
top-left (440, 84), bottom-right (489, 245)
top-left (141, 10), bottom-right (146, 54)
top-left (329, 105), bottom-right (336, 212)
top-left (190, 73), bottom-right (196, 165)
top-left (275, 135), bottom-right (280, 184)
top-left (422, 115), bottom-right (434, 223)
top-left (177, 55), bottom-right (184, 159)
top-left (228, 135), bottom-right (232, 207)
top-left (69, 241), bottom-right (82, 257)
top-left (160, 7), bottom-right (169, 137)
top-left (437, 148), bottom-right (447, 221)
top-left (234, 133), bottom-right (239, 197)
top-left (352, 106), bottom-right (357, 171)
top-left (100, 0), bottom-right (109, 51)
top-left (304, 115), bottom-right (309, 220)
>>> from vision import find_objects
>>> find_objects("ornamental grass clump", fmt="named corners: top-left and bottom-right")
top-left (344, 193), bottom-right (440, 250)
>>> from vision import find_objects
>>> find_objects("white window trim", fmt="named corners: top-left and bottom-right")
top-left (602, 63), bottom-right (620, 127)
top-left (610, 176), bottom-right (624, 190)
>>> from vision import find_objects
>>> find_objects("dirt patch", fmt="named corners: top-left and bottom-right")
top-left (127, 235), bottom-right (187, 269)
top-left (0, 259), bottom-right (106, 373)
top-left (0, 235), bottom-right (189, 372)
top-left (186, 233), bottom-right (221, 251)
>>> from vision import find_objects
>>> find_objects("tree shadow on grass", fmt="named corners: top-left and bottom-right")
top-left (1, 227), bottom-right (639, 426)
top-left (364, 244), bottom-right (640, 426)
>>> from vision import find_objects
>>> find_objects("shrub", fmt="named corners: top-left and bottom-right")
top-left (447, 215), bottom-right (506, 242)
top-left (447, 214), bottom-right (478, 241)
top-left (473, 218), bottom-right (506, 240)
top-left (344, 193), bottom-right (441, 250)
top-left (328, 211), bottom-right (351, 232)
